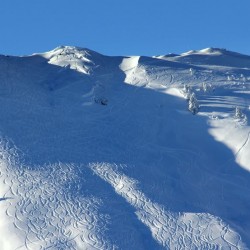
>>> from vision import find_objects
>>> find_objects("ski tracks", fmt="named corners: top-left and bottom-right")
top-left (0, 139), bottom-right (116, 250)
top-left (0, 137), bottom-right (248, 249)
top-left (235, 130), bottom-right (250, 158)
top-left (90, 162), bottom-right (247, 250)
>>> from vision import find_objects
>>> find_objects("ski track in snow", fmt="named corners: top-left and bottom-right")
top-left (0, 46), bottom-right (250, 249)
top-left (235, 131), bottom-right (250, 157)
top-left (0, 140), bottom-right (115, 250)
top-left (90, 163), bottom-right (246, 250)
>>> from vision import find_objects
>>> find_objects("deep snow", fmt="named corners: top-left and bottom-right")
top-left (0, 46), bottom-right (250, 249)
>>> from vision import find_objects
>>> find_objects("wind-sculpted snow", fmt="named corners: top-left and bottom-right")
top-left (37, 46), bottom-right (97, 75)
top-left (90, 163), bottom-right (247, 250)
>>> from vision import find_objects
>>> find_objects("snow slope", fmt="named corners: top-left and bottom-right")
top-left (0, 46), bottom-right (250, 249)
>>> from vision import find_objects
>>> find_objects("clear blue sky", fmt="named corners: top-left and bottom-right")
top-left (1, 0), bottom-right (250, 56)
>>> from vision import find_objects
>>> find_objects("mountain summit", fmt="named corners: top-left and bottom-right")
top-left (0, 46), bottom-right (250, 249)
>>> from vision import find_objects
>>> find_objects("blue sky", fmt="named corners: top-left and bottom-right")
top-left (1, 0), bottom-right (250, 56)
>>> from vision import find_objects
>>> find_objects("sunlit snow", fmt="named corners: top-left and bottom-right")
top-left (0, 46), bottom-right (250, 249)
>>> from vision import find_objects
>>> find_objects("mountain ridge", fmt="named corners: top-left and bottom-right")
top-left (0, 45), bottom-right (250, 249)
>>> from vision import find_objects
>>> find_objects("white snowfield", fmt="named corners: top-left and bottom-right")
top-left (0, 46), bottom-right (250, 249)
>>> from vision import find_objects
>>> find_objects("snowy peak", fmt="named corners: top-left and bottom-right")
top-left (157, 47), bottom-right (250, 69)
top-left (181, 47), bottom-right (250, 58)
top-left (1, 45), bottom-right (250, 249)
top-left (37, 46), bottom-right (102, 74)
top-left (39, 45), bottom-right (102, 60)
top-left (181, 47), bottom-right (230, 56)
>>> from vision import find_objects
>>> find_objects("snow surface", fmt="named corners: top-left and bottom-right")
top-left (0, 46), bottom-right (250, 249)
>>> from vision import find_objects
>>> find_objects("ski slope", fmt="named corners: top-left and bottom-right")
top-left (0, 46), bottom-right (250, 249)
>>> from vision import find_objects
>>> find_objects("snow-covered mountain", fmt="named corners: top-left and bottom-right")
top-left (0, 46), bottom-right (250, 249)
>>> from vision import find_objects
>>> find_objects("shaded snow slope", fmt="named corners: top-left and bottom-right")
top-left (0, 46), bottom-right (250, 249)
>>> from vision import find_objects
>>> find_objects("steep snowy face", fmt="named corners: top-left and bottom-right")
top-left (0, 47), bottom-right (250, 250)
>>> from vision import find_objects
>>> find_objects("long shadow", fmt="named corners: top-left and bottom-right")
top-left (1, 53), bottom-right (250, 247)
